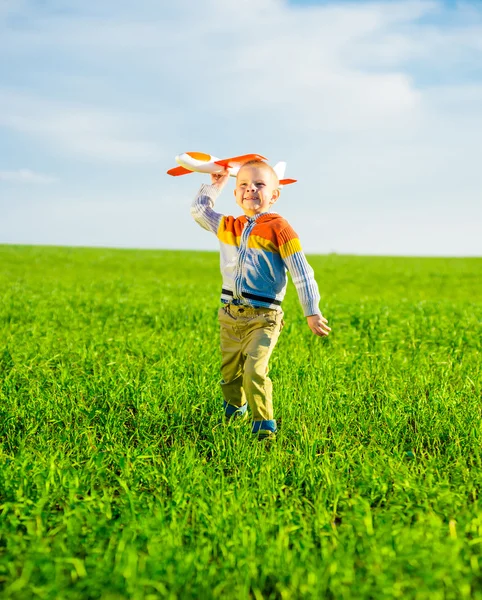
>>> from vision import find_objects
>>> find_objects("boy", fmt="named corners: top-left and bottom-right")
top-left (191, 160), bottom-right (330, 440)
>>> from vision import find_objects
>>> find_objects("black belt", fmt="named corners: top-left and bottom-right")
top-left (221, 288), bottom-right (281, 306)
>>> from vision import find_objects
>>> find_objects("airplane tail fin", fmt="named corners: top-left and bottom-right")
top-left (273, 162), bottom-right (286, 180)
top-left (273, 162), bottom-right (297, 187)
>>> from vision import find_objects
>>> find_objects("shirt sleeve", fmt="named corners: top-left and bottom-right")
top-left (278, 224), bottom-right (321, 317)
top-left (190, 183), bottom-right (224, 235)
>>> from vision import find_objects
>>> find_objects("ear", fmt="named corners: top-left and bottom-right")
top-left (270, 189), bottom-right (280, 203)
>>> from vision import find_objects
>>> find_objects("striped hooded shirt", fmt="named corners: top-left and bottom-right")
top-left (191, 184), bottom-right (321, 316)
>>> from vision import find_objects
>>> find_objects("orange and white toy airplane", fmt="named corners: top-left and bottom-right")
top-left (167, 152), bottom-right (297, 187)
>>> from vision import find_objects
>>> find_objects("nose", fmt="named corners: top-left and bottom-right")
top-left (246, 182), bottom-right (257, 191)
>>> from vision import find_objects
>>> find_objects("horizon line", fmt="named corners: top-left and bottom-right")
top-left (0, 242), bottom-right (480, 260)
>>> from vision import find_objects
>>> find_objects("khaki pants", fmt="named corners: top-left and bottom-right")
top-left (218, 304), bottom-right (284, 422)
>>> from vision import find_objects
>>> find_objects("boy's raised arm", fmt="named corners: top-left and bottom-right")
top-left (190, 170), bottom-right (230, 235)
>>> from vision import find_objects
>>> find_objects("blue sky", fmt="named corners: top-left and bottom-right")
top-left (1, 0), bottom-right (481, 256)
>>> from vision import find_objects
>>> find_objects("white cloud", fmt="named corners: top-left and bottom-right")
top-left (0, 169), bottom-right (57, 184)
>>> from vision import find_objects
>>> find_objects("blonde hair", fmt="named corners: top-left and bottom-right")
top-left (237, 160), bottom-right (279, 187)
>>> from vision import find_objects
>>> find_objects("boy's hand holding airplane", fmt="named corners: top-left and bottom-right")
top-left (211, 170), bottom-right (230, 190)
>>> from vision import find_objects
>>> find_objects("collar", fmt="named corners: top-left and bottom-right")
top-left (246, 211), bottom-right (273, 223)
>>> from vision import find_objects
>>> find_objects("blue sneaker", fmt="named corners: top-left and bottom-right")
top-left (223, 401), bottom-right (248, 420)
top-left (252, 419), bottom-right (277, 441)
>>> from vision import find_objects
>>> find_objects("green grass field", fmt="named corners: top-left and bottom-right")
top-left (1, 245), bottom-right (481, 599)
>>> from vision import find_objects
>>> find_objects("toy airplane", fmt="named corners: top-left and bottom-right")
top-left (167, 152), bottom-right (297, 187)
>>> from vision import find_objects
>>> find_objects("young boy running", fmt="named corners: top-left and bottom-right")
top-left (191, 160), bottom-right (330, 440)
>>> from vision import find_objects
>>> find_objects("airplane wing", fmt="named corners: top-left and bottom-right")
top-left (214, 153), bottom-right (267, 168)
top-left (167, 165), bottom-right (193, 176)
top-left (279, 178), bottom-right (297, 186)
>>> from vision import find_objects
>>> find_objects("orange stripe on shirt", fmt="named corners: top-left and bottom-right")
top-left (250, 222), bottom-right (280, 246)
top-left (217, 216), bottom-right (246, 246)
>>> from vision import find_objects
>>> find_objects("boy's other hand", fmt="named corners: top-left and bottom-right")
top-left (307, 314), bottom-right (331, 337)
top-left (211, 169), bottom-right (230, 190)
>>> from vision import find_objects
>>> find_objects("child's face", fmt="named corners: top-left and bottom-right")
top-left (234, 165), bottom-right (280, 217)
